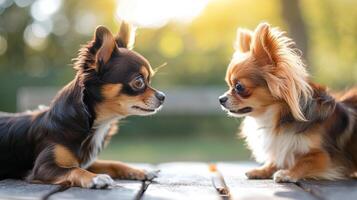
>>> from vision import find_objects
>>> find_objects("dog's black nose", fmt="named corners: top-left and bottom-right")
top-left (219, 95), bottom-right (228, 104)
top-left (155, 91), bottom-right (166, 102)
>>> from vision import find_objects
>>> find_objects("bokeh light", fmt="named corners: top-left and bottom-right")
top-left (158, 31), bottom-right (184, 58)
top-left (116, 0), bottom-right (210, 28)
top-left (0, 0), bottom-right (13, 8)
top-left (30, 0), bottom-right (62, 21)
top-left (23, 23), bottom-right (49, 50)
top-left (14, 0), bottom-right (33, 7)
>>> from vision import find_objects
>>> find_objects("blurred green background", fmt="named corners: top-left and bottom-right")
top-left (0, 0), bottom-right (356, 163)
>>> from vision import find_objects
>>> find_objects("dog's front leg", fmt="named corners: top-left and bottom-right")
top-left (245, 162), bottom-right (277, 179)
top-left (273, 150), bottom-right (331, 183)
top-left (30, 166), bottom-right (114, 189)
top-left (28, 145), bottom-right (114, 189)
top-left (59, 167), bottom-right (114, 188)
top-left (87, 160), bottom-right (157, 180)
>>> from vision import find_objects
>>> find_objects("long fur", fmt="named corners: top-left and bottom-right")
top-left (221, 22), bottom-right (357, 182)
top-left (0, 22), bottom-right (164, 188)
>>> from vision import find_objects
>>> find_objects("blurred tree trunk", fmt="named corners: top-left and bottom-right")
top-left (280, 0), bottom-right (309, 63)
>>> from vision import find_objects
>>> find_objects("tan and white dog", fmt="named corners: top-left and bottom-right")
top-left (220, 22), bottom-right (357, 182)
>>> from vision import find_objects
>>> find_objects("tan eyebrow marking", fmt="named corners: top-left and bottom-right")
top-left (140, 66), bottom-right (150, 81)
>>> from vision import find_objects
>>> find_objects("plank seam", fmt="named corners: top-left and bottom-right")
top-left (133, 180), bottom-right (152, 200)
top-left (295, 182), bottom-right (325, 200)
top-left (41, 185), bottom-right (71, 200)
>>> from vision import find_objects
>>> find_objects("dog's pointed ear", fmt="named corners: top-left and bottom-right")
top-left (235, 28), bottom-right (253, 52)
top-left (116, 21), bottom-right (136, 49)
top-left (251, 23), bottom-right (277, 65)
top-left (251, 23), bottom-right (311, 121)
top-left (94, 26), bottom-right (116, 68)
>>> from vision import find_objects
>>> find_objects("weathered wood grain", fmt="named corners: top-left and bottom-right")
top-left (217, 162), bottom-right (318, 200)
top-left (0, 179), bottom-right (60, 200)
top-left (2, 163), bottom-right (356, 200)
top-left (142, 162), bottom-right (221, 200)
top-left (298, 180), bottom-right (357, 200)
top-left (49, 163), bottom-right (155, 200)
top-left (49, 180), bottom-right (143, 200)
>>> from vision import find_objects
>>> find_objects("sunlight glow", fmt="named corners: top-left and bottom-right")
top-left (31, 0), bottom-right (62, 21)
top-left (116, 0), bottom-right (210, 28)
top-left (159, 31), bottom-right (183, 58)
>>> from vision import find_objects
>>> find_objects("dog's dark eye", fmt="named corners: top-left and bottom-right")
top-left (235, 81), bottom-right (245, 93)
top-left (132, 76), bottom-right (145, 90)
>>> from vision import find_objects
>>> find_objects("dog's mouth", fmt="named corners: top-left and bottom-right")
top-left (229, 107), bottom-right (253, 114)
top-left (132, 106), bottom-right (156, 112)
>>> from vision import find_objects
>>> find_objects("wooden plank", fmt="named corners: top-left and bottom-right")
top-left (50, 163), bottom-right (155, 200)
top-left (142, 162), bottom-right (220, 200)
top-left (298, 180), bottom-right (357, 200)
top-left (217, 162), bottom-right (318, 200)
top-left (49, 180), bottom-right (143, 200)
top-left (0, 179), bottom-right (60, 200)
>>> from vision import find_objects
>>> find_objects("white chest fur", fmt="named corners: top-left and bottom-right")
top-left (241, 113), bottom-right (311, 169)
top-left (81, 118), bottom-right (118, 169)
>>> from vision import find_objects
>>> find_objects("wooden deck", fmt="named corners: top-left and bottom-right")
top-left (0, 162), bottom-right (356, 200)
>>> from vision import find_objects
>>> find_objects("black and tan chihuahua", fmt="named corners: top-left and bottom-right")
top-left (0, 22), bottom-right (165, 188)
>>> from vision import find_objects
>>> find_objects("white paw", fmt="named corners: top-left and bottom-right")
top-left (273, 170), bottom-right (298, 183)
top-left (90, 174), bottom-right (114, 189)
top-left (145, 170), bottom-right (160, 181)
